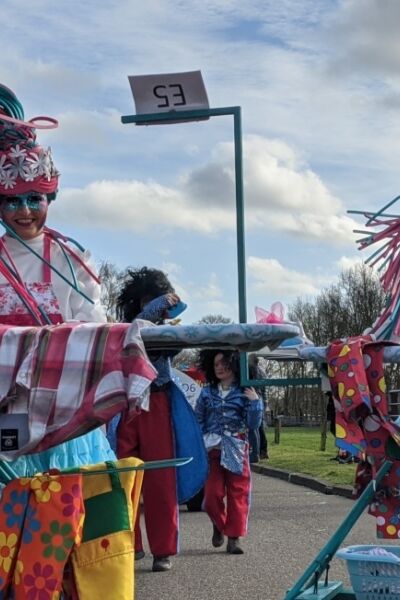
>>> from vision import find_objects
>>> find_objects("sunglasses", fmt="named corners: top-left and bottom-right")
top-left (0, 193), bottom-right (48, 212)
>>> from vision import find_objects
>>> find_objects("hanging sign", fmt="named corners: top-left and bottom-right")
top-left (128, 70), bottom-right (209, 123)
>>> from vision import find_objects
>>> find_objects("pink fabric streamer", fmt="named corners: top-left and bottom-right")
top-left (354, 202), bottom-right (400, 339)
top-left (255, 302), bottom-right (285, 324)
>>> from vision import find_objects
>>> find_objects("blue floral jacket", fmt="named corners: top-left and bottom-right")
top-left (195, 384), bottom-right (263, 474)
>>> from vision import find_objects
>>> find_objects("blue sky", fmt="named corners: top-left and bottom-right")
top-left (2, 0), bottom-right (400, 323)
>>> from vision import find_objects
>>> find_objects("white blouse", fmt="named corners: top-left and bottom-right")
top-left (0, 234), bottom-right (106, 323)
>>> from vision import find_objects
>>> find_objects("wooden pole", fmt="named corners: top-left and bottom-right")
top-left (274, 416), bottom-right (281, 444)
top-left (320, 386), bottom-right (327, 451)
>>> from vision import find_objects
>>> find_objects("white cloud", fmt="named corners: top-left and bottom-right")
top-left (51, 110), bottom-right (121, 146)
top-left (192, 273), bottom-right (223, 301)
top-left (161, 261), bottom-right (183, 277)
top-left (164, 269), bottom-right (235, 322)
top-left (336, 255), bottom-right (364, 272)
top-left (326, 0), bottom-right (400, 77)
top-left (248, 256), bottom-right (320, 297)
top-left (185, 135), bottom-right (358, 243)
top-left (247, 252), bottom-right (383, 312)
top-left (198, 299), bottom-right (234, 316)
top-left (51, 135), bottom-right (357, 245)
top-left (4, 0), bottom-right (400, 200)
top-left (52, 180), bottom-right (235, 234)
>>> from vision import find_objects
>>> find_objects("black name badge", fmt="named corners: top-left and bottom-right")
top-left (1, 429), bottom-right (18, 451)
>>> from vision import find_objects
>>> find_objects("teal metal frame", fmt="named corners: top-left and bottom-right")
top-left (285, 460), bottom-right (393, 600)
top-left (248, 375), bottom-right (321, 388)
top-left (121, 107), bottom-right (247, 318)
top-left (121, 106), bottom-right (319, 388)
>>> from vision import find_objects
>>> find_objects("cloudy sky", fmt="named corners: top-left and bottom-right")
top-left (2, 0), bottom-right (399, 323)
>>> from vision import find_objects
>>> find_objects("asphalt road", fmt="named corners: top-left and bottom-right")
top-left (134, 472), bottom-right (387, 600)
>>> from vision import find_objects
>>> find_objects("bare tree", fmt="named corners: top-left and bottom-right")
top-left (197, 314), bottom-right (233, 325)
top-left (98, 261), bottom-right (125, 322)
top-left (269, 263), bottom-right (389, 422)
top-left (289, 263), bottom-right (386, 345)
top-left (173, 314), bottom-right (233, 369)
top-left (172, 348), bottom-right (199, 370)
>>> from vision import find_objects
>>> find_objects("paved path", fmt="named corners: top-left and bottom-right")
top-left (134, 472), bottom-right (385, 600)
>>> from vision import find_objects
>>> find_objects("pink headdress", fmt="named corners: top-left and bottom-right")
top-left (0, 84), bottom-right (59, 196)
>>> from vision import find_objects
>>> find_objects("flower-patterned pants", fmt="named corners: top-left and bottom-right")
top-left (0, 473), bottom-right (84, 599)
top-left (0, 456), bottom-right (143, 599)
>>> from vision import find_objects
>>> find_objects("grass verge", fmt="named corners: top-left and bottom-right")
top-left (262, 426), bottom-right (356, 486)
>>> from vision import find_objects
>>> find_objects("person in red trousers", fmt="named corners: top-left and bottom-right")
top-left (195, 349), bottom-right (263, 554)
top-left (110, 267), bottom-right (207, 573)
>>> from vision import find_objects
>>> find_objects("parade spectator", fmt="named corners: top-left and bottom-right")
top-left (248, 355), bottom-right (269, 461)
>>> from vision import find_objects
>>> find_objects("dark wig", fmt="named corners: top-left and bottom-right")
top-left (198, 349), bottom-right (240, 385)
top-left (116, 266), bottom-right (174, 323)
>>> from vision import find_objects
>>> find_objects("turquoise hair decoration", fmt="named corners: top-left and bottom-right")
top-left (0, 83), bottom-right (57, 130)
top-left (0, 84), bottom-right (24, 120)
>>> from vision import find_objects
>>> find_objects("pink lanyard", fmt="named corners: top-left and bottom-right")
top-left (0, 235), bottom-right (52, 324)
top-left (0, 230), bottom-right (100, 322)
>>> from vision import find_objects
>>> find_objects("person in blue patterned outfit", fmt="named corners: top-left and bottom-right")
top-left (195, 349), bottom-right (263, 555)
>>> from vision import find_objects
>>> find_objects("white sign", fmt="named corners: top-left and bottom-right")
top-left (128, 70), bottom-right (209, 121)
top-left (172, 368), bottom-right (202, 409)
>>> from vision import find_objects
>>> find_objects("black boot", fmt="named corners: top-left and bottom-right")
top-left (227, 537), bottom-right (244, 554)
top-left (212, 524), bottom-right (224, 548)
top-left (152, 556), bottom-right (172, 572)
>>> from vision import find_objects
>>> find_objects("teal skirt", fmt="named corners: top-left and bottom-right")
top-left (7, 429), bottom-right (116, 477)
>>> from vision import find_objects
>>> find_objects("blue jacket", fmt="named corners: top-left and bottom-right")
top-left (195, 384), bottom-right (263, 474)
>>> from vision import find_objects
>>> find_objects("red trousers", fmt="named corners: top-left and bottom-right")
top-left (117, 390), bottom-right (179, 556)
top-left (204, 448), bottom-right (251, 538)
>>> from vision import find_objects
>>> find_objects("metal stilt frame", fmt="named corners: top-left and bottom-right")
top-left (285, 461), bottom-right (392, 600)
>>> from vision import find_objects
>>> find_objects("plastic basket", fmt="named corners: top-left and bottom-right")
top-left (336, 545), bottom-right (400, 600)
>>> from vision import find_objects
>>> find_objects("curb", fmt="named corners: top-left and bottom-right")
top-left (250, 463), bottom-right (354, 499)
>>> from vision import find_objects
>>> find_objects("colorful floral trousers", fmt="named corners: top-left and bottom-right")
top-left (0, 473), bottom-right (84, 599)
top-left (0, 456), bottom-right (143, 599)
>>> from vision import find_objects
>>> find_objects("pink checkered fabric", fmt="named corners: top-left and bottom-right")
top-left (0, 321), bottom-right (157, 458)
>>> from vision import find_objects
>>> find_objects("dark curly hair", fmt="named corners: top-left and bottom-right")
top-left (198, 349), bottom-right (240, 385)
top-left (116, 266), bottom-right (174, 323)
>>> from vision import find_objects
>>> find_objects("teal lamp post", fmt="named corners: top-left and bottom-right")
top-left (121, 105), bottom-right (251, 383)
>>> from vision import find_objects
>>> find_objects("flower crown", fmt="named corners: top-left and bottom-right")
top-left (0, 84), bottom-right (59, 195)
top-left (0, 144), bottom-right (59, 191)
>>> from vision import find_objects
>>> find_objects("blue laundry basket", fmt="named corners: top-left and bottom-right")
top-left (337, 545), bottom-right (400, 600)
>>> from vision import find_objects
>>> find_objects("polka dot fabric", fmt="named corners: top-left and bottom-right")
top-left (327, 336), bottom-right (400, 539)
